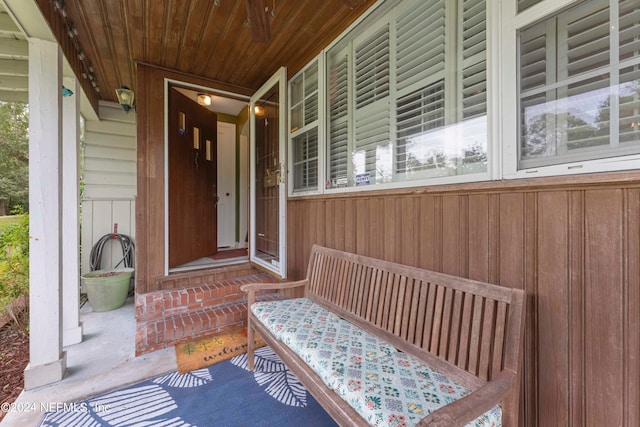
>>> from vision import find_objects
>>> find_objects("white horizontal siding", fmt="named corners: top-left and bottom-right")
top-left (81, 101), bottom-right (137, 274)
top-left (83, 102), bottom-right (136, 200)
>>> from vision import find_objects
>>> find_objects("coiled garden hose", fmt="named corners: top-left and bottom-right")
top-left (89, 233), bottom-right (135, 271)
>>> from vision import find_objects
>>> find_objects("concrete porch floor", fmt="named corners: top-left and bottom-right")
top-left (1, 297), bottom-right (177, 427)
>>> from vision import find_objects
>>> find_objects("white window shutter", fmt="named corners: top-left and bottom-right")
top-left (328, 53), bottom-right (350, 183)
top-left (396, 81), bottom-right (446, 174)
top-left (618, 1), bottom-right (640, 145)
top-left (461, 0), bottom-right (487, 120)
top-left (520, 22), bottom-right (547, 94)
top-left (355, 26), bottom-right (390, 108)
top-left (517, 0), bottom-right (544, 14)
top-left (396, 0), bottom-right (446, 93)
top-left (620, 0), bottom-right (640, 61)
top-left (292, 128), bottom-right (318, 192)
top-left (304, 66), bottom-right (319, 125)
top-left (354, 25), bottom-right (391, 181)
top-left (560, 2), bottom-right (610, 80)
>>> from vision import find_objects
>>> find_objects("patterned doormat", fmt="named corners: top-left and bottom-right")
top-left (175, 326), bottom-right (265, 374)
top-left (40, 346), bottom-right (337, 427)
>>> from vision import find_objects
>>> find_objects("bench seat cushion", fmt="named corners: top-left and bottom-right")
top-left (252, 298), bottom-right (501, 427)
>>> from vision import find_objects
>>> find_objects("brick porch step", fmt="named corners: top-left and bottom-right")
top-left (135, 270), bottom-right (281, 355)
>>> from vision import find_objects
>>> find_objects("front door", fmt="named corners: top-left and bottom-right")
top-left (250, 67), bottom-right (287, 277)
top-left (168, 88), bottom-right (218, 267)
top-left (217, 122), bottom-right (236, 248)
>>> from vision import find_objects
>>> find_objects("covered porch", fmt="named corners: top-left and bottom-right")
top-left (1, 0), bottom-right (639, 426)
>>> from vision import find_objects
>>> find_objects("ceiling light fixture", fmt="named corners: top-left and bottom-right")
top-left (115, 86), bottom-right (135, 113)
top-left (197, 94), bottom-right (212, 106)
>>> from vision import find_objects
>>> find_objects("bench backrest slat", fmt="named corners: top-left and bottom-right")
top-left (492, 302), bottom-right (508, 378)
top-left (306, 245), bottom-right (525, 385)
top-left (478, 298), bottom-right (496, 380)
top-left (447, 289), bottom-right (464, 365)
top-left (438, 286), bottom-right (455, 359)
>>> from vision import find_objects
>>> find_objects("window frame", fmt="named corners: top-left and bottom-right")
top-left (287, 0), bottom-right (640, 197)
top-left (501, 0), bottom-right (640, 179)
top-left (322, 0), bottom-right (494, 196)
top-left (287, 54), bottom-right (325, 197)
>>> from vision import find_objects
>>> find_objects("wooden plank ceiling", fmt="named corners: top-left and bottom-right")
top-left (0, 3), bottom-right (28, 103)
top-left (36, 0), bottom-right (373, 105)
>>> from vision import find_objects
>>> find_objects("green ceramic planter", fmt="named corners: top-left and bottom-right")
top-left (81, 268), bottom-right (133, 312)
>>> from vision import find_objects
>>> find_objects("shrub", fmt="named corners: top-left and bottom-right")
top-left (0, 211), bottom-right (29, 332)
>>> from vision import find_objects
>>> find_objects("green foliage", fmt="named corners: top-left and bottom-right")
top-left (0, 212), bottom-right (29, 320)
top-left (0, 102), bottom-right (29, 215)
top-left (0, 215), bottom-right (21, 233)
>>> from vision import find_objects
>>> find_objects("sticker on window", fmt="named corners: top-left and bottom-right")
top-left (355, 173), bottom-right (370, 186)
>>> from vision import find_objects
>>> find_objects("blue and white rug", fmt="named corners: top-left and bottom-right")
top-left (40, 346), bottom-right (337, 426)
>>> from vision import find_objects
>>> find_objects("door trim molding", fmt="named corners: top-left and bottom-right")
top-left (163, 78), bottom-right (250, 276)
top-left (249, 67), bottom-right (288, 278)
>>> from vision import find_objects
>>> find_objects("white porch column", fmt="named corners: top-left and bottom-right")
top-left (62, 76), bottom-right (83, 347)
top-left (24, 38), bottom-right (67, 389)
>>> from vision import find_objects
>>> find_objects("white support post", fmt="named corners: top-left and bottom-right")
top-left (62, 76), bottom-right (83, 347)
top-left (24, 38), bottom-right (67, 389)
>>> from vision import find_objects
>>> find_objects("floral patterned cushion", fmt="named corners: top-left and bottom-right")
top-left (252, 298), bottom-right (501, 427)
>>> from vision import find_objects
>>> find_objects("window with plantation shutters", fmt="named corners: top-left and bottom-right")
top-left (518, 0), bottom-right (640, 168)
top-left (290, 0), bottom-right (640, 193)
top-left (289, 58), bottom-right (322, 194)
top-left (393, 0), bottom-right (487, 181)
top-left (324, 0), bottom-right (488, 190)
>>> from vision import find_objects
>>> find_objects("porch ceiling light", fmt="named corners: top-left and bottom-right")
top-left (197, 94), bottom-right (212, 106)
top-left (115, 86), bottom-right (135, 113)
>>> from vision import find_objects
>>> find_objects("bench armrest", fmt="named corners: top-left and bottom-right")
top-left (416, 370), bottom-right (515, 426)
top-left (241, 279), bottom-right (308, 307)
top-left (240, 279), bottom-right (308, 293)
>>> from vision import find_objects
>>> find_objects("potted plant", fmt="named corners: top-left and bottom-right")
top-left (81, 268), bottom-right (134, 312)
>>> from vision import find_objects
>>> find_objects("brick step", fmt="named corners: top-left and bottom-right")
top-left (136, 293), bottom-right (282, 355)
top-left (136, 271), bottom-right (278, 322)
top-left (135, 271), bottom-right (281, 355)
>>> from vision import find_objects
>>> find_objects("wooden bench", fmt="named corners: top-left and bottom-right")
top-left (241, 245), bottom-right (525, 426)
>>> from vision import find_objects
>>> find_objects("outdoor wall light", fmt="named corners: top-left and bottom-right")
top-left (197, 94), bottom-right (212, 106)
top-left (115, 86), bottom-right (135, 113)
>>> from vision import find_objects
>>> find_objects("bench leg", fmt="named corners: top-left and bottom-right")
top-left (247, 319), bottom-right (255, 371)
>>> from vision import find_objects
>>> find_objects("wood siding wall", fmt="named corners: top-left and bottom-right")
top-left (81, 102), bottom-right (136, 274)
top-left (286, 173), bottom-right (640, 427)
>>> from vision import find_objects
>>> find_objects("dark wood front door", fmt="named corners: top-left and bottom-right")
top-left (168, 88), bottom-right (218, 267)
